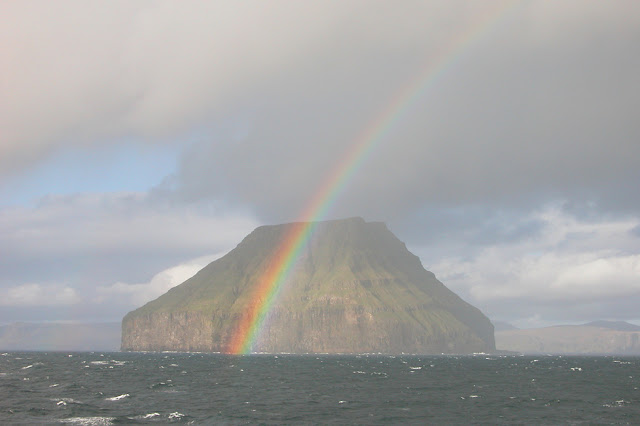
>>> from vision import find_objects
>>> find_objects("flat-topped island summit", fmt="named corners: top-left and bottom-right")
top-left (122, 217), bottom-right (494, 354)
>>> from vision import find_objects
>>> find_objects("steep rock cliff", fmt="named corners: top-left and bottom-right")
top-left (122, 217), bottom-right (494, 354)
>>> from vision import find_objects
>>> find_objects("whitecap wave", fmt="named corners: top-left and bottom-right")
top-left (142, 413), bottom-right (160, 419)
top-left (128, 412), bottom-right (160, 420)
top-left (603, 400), bottom-right (630, 408)
top-left (105, 393), bottom-right (129, 401)
top-left (60, 416), bottom-right (114, 425)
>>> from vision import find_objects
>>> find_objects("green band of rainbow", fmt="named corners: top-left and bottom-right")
top-left (225, 1), bottom-right (518, 354)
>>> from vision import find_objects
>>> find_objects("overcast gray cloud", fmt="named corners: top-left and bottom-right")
top-left (1, 0), bottom-right (484, 174)
top-left (161, 0), bottom-right (640, 223)
top-left (0, 283), bottom-right (81, 307)
top-left (0, 192), bottom-right (256, 291)
top-left (1, 1), bottom-right (639, 327)
top-left (2, 1), bottom-right (639, 220)
top-left (0, 192), bottom-right (256, 322)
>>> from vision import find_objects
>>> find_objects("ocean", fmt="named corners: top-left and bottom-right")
top-left (1, 352), bottom-right (638, 425)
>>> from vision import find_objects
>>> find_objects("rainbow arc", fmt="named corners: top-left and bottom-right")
top-left (225, 2), bottom-right (518, 354)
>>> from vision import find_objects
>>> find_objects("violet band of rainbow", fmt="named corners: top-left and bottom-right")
top-left (226, 1), bottom-right (519, 354)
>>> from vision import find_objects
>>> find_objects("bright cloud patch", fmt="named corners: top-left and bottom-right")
top-left (0, 191), bottom-right (258, 318)
top-left (425, 206), bottom-right (640, 325)
top-left (0, 283), bottom-right (81, 307)
top-left (97, 254), bottom-right (223, 307)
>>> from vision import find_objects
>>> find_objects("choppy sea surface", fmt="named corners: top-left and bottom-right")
top-left (1, 352), bottom-right (638, 425)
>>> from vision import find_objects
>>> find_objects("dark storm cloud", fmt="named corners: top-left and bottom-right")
top-left (165, 1), bottom-right (640, 224)
top-left (391, 204), bottom-right (547, 256)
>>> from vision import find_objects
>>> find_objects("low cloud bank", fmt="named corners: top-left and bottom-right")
top-left (424, 206), bottom-right (640, 327)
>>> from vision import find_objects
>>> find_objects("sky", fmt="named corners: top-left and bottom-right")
top-left (1, 0), bottom-right (640, 329)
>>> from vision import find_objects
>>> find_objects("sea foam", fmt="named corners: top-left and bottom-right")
top-left (105, 393), bottom-right (129, 401)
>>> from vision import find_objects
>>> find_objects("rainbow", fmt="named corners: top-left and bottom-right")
top-left (226, 1), bottom-right (518, 354)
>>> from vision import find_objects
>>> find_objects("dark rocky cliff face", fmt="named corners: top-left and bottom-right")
top-left (122, 217), bottom-right (495, 354)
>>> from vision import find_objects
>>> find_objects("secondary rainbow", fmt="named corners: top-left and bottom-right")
top-left (226, 1), bottom-right (518, 354)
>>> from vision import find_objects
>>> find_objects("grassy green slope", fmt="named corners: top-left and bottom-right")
top-left (124, 217), bottom-right (494, 351)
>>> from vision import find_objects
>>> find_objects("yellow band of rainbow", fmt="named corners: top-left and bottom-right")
top-left (225, 1), bottom-right (518, 354)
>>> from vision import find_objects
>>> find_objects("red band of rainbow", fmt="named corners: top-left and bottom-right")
top-left (225, 1), bottom-right (518, 354)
